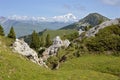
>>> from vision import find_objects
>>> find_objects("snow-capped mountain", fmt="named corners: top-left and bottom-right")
top-left (0, 13), bottom-right (77, 37)
top-left (8, 15), bottom-right (46, 22)
top-left (52, 13), bottom-right (77, 22)
top-left (7, 13), bottom-right (78, 22)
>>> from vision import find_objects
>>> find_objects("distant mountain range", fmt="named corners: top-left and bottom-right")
top-left (0, 13), bottom-right (111, 38)
top-left (0, 13), bottom-right (78, 37)
top-left (7, 13), bottom-right (78, 22)
top-left (60, 13), bottom-right (110, 30)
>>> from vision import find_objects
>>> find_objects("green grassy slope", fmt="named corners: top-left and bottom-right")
top-left (0, 36), bottom-right (120, 80)
top-left (21, 29), bottom-right (77, 44)
top-left (39, 29), bottom-right (77, 39)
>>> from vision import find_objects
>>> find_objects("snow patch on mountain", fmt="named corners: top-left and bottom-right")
top-left (52, 13), bottom-right (77, 22)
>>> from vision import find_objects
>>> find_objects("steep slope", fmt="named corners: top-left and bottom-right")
top-left (0, 36), bottom-right (120, 80)
top-left (60, 13), bottom-right (110, 30)
top-left (86, 18), bottom-right (120, 37)
top-left (0, 36), bottom-right (50, 80)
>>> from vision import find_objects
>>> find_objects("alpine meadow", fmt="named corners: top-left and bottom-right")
top-left (0, 0), bottom-right (120, 80)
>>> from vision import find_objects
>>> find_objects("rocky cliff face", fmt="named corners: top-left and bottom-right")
top-left (12, 39), bottom-right (48, 68)
top-left (42, 36), bottom-right (70, 61)
top-left (85, 18), bottom-right (120, 37)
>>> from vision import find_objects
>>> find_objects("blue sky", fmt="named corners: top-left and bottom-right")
top-left (0, 0), bottom-right (120, 19)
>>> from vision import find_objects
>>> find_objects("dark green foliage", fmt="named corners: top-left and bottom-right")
top-left (0, 25), bottom-right (5, 36)
top-left (30, 30), bottom-right (40, 50)
top-left (85, 25), bottom-right (120, 53)
top-left (40, 37), bottom-right (45, 47)
top-left (56, 43), bottom-right (82, 62)
top-left (45, 34), bottom-right (52, 47)
top-left (38, 48), bottom-right (45, 57)
top-left (47, 56), bottom-right (59, 69)
top-left (64, 32), bottom-right (79, 41)
top-left (7, 27), bottom-right (16, 40)
top-left (84, 25), bottom-right (93, 31)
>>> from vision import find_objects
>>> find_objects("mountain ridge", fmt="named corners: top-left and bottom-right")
top-left (60, 13), bottom-right (110, 30)
top-left (0, 14), bottom-right (76, 37)
top-left (7, 13), bottom-right (78, 22)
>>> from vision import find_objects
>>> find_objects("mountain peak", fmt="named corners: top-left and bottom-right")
top-left (86, 13), bottom-right (108, 19)
top-left (60, 13), bottom-right (110, 30)
top-left (53, 13), bottom-right (77, 22)
top-left (88, 13), bottom-right (102, 15)
top-left (79, 13), bottom-right (110, 26)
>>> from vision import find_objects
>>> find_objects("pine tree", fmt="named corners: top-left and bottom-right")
top-left (45, 34), bottom-right (52, 47)
top-left (40, 37), bottom-right (45, 47)
top-left (8, 27), bottom-right (16, 40)
top-left (30, 30), bottom-right (40, 50)
top-left (0, 25), bottom-right (5, 36)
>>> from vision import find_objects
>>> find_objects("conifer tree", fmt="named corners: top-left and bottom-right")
top-left (0, 25), bottom-right (5, 36)
top-left (45, 34), bottom-right (52, 47)
top-left (40, 37), bottom-right (44, 47)
top-left (30, 30), bottom-right (40, 50)
top-left (8, 27), bottom-right (16, 40)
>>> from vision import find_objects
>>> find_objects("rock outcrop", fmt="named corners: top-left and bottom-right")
top-left (78, 29), bottom-right (84, 35)
top-left (12, 39), bottom-right (48, 68)
top-left (86, 18), bottom-right (120, 37)
top-left (42, 36), bottom-right (70, 61)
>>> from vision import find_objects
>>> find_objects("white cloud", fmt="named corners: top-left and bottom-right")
top-left (7, 13), bottom-right (78, 22)
top-left (8, 15), bottom-right (47, 22)
top-left (101, 0), bottom-right (120, 6)
top-left (52, 13), bottom-right (78, 22)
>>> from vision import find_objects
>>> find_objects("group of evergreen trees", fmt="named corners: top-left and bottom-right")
top-left (0, 24), bottom-right (51, 51)
top-left (30, 30), bottom-right (52, 51)
top-left (0, 25), bottom-right (16, 40)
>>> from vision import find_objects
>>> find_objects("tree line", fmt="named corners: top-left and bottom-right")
top-left (30, 30), bottom-right (52, 51)
top-left (0, 25), bottom-right (52, 51)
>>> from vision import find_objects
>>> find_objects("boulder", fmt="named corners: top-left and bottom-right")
top-left (42, 36), bottom-right (70, 61)
top-left (78, 29), bottom-right (84, 35)
top-left (12, 39), bottom-right (48, 68)
top-left (63, 39), bottom-right (70, 48)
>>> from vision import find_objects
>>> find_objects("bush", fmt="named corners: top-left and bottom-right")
top-left (47, 56), bottom-right (59, 69)
top-left (64, 32), bottom-right (79, 41)
top-left (85, 25), bottom-right (120, 52)
top-left (0, 25), bottom-right (5, 36)
top-left (38, 48), bottom-right (45, 57)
